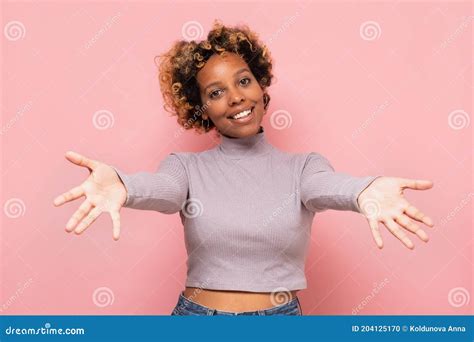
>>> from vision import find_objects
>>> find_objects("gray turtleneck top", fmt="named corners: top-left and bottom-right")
top-left (113, 127), bottom-right (379, 292)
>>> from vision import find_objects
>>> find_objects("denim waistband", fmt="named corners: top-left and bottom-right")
top-left (173, 291), bottom-right (302, 316)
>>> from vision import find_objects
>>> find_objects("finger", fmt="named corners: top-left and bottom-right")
top-left (53, 186), bottom-right (84, 206)
top-left (110, 210), bottom-right (121, 241)
top-left (394, 214), bottom-right (429, 242)
top-left (74, 207), bottom-right (102, 235)
top-left (65, 200), bottom-right (93, 232)
top-left (65, 151), bottom-right (99, 171)
top-left (368, 219), bottom-right (383, 249)
top-left (399, 178), bottom-right (434, 191)
top-left (383, 218), bottom-right (415, 250)
top-left (404, 204), bottom-right (434, 227)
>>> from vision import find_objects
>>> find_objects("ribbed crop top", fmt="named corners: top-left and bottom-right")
top-left (113, 127), bottom-right (379, 292)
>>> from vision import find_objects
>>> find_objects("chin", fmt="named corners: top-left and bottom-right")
top-left (235, 125), bottom-right (261, 137)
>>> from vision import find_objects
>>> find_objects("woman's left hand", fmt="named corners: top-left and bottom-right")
top-left (357, 176), bottom-right (434, 250)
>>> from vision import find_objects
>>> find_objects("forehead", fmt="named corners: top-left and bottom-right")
top-left (196, 52), bottom-right (249, 86)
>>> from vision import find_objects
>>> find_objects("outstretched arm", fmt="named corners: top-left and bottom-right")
top-left (53, 152), bottom-right (188, 240)
top-left (300, 152), bottom-right (434, 249)
top-left (113, 153), bottom-right (188, 214)
top-left (300, 152), bottom-right (380, 213)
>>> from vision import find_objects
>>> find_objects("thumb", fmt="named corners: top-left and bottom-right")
top-left (65, 151), bottom-right (99, 171)
top-left (399, 178), bottom-right (434, 191)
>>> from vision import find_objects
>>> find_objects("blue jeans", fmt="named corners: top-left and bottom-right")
top-left (171, 291), bottom-right (303, 316)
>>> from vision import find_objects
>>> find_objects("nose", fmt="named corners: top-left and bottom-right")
top-left (227, 87), bottom-right (245, 106)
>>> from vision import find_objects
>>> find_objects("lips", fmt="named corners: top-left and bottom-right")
top-left (227, 108), bottom-right (255, 125)
top-left (228, 106), bottom-right (255, 120)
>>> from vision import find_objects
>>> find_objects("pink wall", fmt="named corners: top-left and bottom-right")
top-left (1, 1), bottom-right (471, 315)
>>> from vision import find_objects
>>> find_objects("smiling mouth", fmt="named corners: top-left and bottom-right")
top-left (228, 106), bottom-right (255, 121)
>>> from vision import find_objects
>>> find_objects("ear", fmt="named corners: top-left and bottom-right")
top-left (263, 93), bottom-right (270, 112)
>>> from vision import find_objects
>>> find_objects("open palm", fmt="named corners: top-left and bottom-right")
top-left (357, 176), bottom-right (434, 249)
top-left (53, 151), bottom-right (126, 240)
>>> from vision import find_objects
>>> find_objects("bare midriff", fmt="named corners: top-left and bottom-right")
top-left (183, 287), bottom-right (299, 312)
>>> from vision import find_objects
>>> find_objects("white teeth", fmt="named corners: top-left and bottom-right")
top-left (231, 109), bottom-right (252, 120)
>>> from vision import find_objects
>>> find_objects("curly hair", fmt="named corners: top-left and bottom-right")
top-left (156, 20), bottom-right (274, 135)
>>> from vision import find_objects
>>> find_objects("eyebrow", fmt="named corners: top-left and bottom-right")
top-left (203, 68), bottom-right (251, 92)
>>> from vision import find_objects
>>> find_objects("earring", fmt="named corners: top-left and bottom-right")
top-left (203, 118), bottom-right (210, 130)
top-left (263, 93), bottom-right (269, 109)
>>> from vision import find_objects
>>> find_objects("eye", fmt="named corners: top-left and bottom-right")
top-left (209, 89), bottom-right (223, 99)
top-left (240, 77), bottom-right (251, 86)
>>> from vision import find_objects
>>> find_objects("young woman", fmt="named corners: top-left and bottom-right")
top-left (53, 20), bottom-right (434, 316)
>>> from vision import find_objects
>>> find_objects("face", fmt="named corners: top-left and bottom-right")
top-left (196, 52), bottom-right (266, 138)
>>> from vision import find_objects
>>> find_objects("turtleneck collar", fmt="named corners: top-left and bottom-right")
top-left (217, 126), bottom-right (273, 158)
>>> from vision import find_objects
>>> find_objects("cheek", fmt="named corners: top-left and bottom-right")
top-left (206, 100), bottom-right (228, 120)
top-left (250, 86), bottom-right (264, 102)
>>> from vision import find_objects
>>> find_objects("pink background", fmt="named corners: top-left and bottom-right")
top-left (1, 1), bottom-right (472, 315)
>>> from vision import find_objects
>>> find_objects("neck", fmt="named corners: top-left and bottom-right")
top-left (218, 126), bottom-right (272, 158)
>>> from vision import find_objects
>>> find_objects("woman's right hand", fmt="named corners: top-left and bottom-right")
top-left (53, 151), bottom-right (127, 240)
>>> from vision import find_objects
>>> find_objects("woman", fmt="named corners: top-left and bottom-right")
top-left (53, 20), bottom-right (434, 316)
